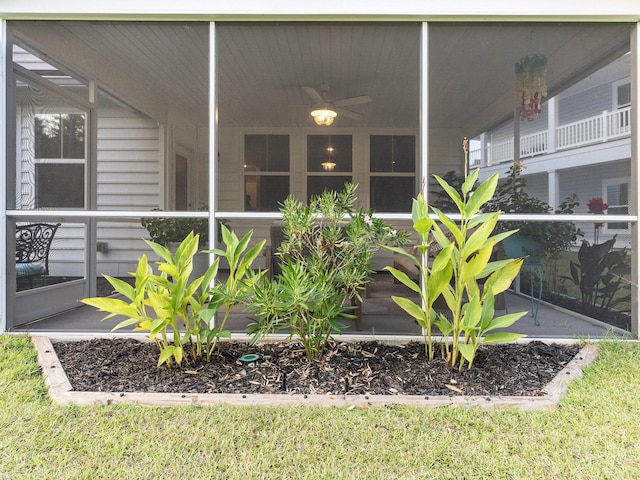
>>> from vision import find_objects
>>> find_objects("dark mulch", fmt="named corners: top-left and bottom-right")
top-left (53, 339), bottom-right (581, 397)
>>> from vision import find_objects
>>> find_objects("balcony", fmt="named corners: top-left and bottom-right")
top-left (469, 106), bottom-right (631, 168)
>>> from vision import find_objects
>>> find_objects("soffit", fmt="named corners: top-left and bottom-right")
top-left (9, 21), bottom-right (632, 134)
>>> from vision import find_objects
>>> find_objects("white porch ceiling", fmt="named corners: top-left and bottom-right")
top-left (10, 21), bottom-right (632, 135)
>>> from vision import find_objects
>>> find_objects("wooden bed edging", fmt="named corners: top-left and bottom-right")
top-left (31, 335), bottom-right (598, 411)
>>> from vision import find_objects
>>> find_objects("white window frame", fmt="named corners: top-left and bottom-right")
top-left (603, 176), bottom-right (631, 234)
top-left (612, 78), bottom-right (631, 109)
top-left (33, 111), bottom-right (87, 209)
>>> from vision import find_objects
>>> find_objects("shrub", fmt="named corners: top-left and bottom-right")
top-left (247, 182), bottom-right (409, 360)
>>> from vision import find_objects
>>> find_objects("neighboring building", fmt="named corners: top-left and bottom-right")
top-left (0, 3), bottom-right (638, 338)
top-left (472, 53), bottom-right (632, 248)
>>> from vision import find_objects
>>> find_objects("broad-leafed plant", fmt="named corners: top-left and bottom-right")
top-left (385, 141), bottom-right (528, 370)
top-left (82, 227), bottom-right (265, 367)
top-left (563, 236), bottom-right (631, 314)
top-left (82, 232), bottom-right (219, 367)
top-left (202, 225), bottom-right (266, 358)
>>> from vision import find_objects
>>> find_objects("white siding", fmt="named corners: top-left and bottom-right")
top-left (94, 109), bottom-right (161, 275)
top-left (18, 106), bottom-right (162, 277)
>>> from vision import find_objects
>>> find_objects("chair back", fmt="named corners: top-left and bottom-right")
top-left (502, 234), bottom-right (543, 266)
top-left (15, 223), bottom-right (61, 274)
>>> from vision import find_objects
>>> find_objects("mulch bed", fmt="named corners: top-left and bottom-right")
top-left (53, 339), bottom-right (581, 397)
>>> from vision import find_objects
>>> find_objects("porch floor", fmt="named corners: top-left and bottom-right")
top-left (15, 273), bottom-right (627, 339)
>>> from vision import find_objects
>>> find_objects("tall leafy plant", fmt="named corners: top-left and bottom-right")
top-left (82, 228), bottom-right (265, 367)
top-left (385, 166), bottom-right (527, 370)
top-left (82, 232), bottom-right (219, 367)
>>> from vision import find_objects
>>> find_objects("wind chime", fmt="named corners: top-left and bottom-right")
top-left (515, 54), bottom-right (548, 121)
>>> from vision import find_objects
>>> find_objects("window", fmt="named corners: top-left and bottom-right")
top-left (244, 134), bottom-right (290, 211)
top-left (615, 81), bottom-right (631, 108)
top-left (369, 135), bottom-right (416, 212)
top-left (34, 113), bottom-right (85, 208)
top-left (307, 135), bottom-right (352, 201)
top-left (604, 178), bottom-right (630, 232)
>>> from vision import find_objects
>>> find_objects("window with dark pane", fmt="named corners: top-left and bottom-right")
top-left (244, 134), bottom-right (289, 172)
top-left (370, 176), bottom-right (415, 212)
top-left (244, 135), bottom-right (290, 211)
top-left (307, 176), bottom-right (353, 201)
top-left (36, 164), bottom-right (84, 208)
top-left (307, 135), bottom-right (352, 172)
top-left (35, 113), bottom-right (85, 159)
top-left (606, 181), bottom-right (629, 230)
top-left (370, 135), bottom-right (415, 172)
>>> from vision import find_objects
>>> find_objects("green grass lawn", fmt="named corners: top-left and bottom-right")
top-left (1, 334), bottom-right (639, 479)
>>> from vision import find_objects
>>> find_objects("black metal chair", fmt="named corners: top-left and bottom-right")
top-left (15, 223), bottom-right (61, 288)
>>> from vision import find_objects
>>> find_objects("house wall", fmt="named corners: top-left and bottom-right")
top-left (520, 159), bottom-right (632, 248)
top-left (93, 108), bottom-right (162, 277)
top-left (558, 83), bottom-right (613, 124)
top-left (19, 105), bottom-right (164, 277)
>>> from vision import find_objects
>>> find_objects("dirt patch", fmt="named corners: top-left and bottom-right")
top-left (53, 338), bottom-right (581, 397)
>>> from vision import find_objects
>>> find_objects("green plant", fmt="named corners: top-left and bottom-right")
top-left (485, 164), bottom-right (581, 263)
top-left (140, 206), bottom-right (228, 248)
top-left (82, 232), bottom-right (220, 367)
top-left (81, 227), bottom-right (265, 367)
top-left (246, 259), bottom-right (348, 360)
top-left (385, 165), bottom-right (527, 370)
top-left (248, 182), bottom-right (408, 360)
top-left (204, 224), bottom-right (266, 358)
top-left (563, 236), bottom-right (631, 313)
top-left (430, 169), bottom-right (470, 212)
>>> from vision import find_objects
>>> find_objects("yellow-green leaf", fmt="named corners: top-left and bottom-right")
top-left (458, 343), bottom-right (475, 363)
top-left (463, 242), bottom-right (494, 281)
top-left (481, 332), bottom-right (527, 344)
top-left (384, 267), bottom-right (421, 294)
top-left (484, 258), bottom-right (524, 295)
top-left (391, 296), bottom-right (427, 324)
top-left (465, 172), bottom-right (498, 216)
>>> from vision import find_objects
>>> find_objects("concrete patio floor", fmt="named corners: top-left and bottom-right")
top-left (15, 273), bottom-right (628, 340)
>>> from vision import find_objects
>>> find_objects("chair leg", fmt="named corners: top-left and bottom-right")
top-left (528, 265), bottom-right (542, 326)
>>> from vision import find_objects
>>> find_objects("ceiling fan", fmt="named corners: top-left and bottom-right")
top-left (303, 83), bottom-right (372, 126)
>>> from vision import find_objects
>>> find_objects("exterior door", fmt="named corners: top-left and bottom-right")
top-left (8, 67), bottom-right (94, 327)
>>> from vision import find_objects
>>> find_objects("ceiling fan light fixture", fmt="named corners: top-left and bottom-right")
top-left (310, 105), bottom-right (337, 126)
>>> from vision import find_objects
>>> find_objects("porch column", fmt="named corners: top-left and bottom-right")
top-left (480, 132), bottom-right (488, 167)
top-left (547, 170), bottom-right (558, 210)
top-left (209, 21), bottom-right (218, 290)
top-left (547, 96), bottom-right (557, 153)
top-left (630, 23), bottom-right (639, 337)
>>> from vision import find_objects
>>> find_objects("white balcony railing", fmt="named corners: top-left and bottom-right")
top-left (471, 106), bottom-right (631, 167)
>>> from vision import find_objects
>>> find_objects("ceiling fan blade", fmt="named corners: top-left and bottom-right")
top-left (336, 107), bottom-right (363, 120)
top-left (334, 95), bottom-right (372, 107)
top-left (302, 86), bottom-right (324, 103)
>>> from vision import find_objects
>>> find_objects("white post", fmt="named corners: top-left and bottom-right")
top-left (480, 132), bottom-right (488, 167)
top-left (548, 170), bottom-right (558, 211)
top-left (602, 110), bottom-right (609, 142)
top-left (420, 22), bottom-right (429, 339)
top-left (0, 19), bottom-right (6, 333)
top-left (547, 96), bottom-right (557, 153)
top-left (630, 23), bottom-right (639, 337)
